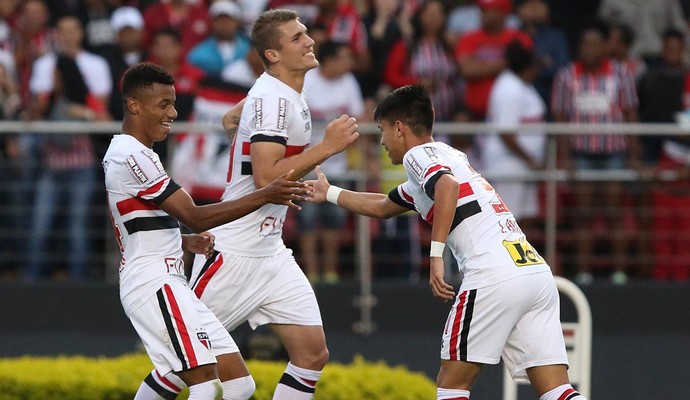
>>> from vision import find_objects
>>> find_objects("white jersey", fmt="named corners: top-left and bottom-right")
top-left (103, 134), bottom-right (186, 314)
top-left (389, 141), bottom-right (551, 290)
top-left (213, 72), bottom-right (311, 256)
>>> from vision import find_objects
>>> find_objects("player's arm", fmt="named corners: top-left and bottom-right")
top-left (251, 115), bottom-right (360, 187)
top-left (222, 98), bottom-right (245, 140)
top-left (305, 166), bottom-right (408, 218)
top-left (428, 173), bottom-right (458, 302)
top-left (160, 170), bottom-right (307, 233)
top-left (181, 232), bottom-right (215, 277)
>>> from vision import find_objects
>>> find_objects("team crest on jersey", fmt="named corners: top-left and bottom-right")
top-left (197, 331), bottom-right (211, 350)
top-left (277, 97), bottom-right (287, 130)
top-left (406, 154), bottom-right (423, 178)
top-left (126, 155), bottom-right (148, 183)
top-left (142, 149), bottom-right (165, 174)
top-left (423, 146), bottom-right (439, 161)
top-left (254, 98), bottom-right (263, 129)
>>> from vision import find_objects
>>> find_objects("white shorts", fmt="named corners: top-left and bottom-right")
top-left (440, 271), bottom-right (568, 382)
top-left (129, 280), bottom-right (239, 376)
top-left (190, 247), bottom-right (322, 331)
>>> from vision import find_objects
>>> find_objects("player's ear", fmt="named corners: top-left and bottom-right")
top-left (126, 97), bottom-right (139, 115)
top-left (265, 49), bottom-right (279, 63)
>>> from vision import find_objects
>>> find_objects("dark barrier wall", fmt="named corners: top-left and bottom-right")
top-left (2, 281), bottom-right (689, 399)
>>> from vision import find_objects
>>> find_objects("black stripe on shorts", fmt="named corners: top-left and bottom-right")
top-left (157, 286), bottom-right (189, 370)
top-left (459, 289), bottom-right (477, 361)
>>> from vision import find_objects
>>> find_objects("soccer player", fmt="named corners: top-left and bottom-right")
top-left (139, 9), bottom-right (360, 400)
top-left (305, 85), bottom-right (586, 400)
top-left (103, 62), bottom-right (308, 400)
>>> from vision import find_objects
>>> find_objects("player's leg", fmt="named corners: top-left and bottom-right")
top-left (526, 365), bottom-right (586, 399)
top-left (270, 323), bottom-right (328, 400)
top-left (435, 359), bottom-right (481, 399)
top-left (133, 369), bottom-right (184, 400)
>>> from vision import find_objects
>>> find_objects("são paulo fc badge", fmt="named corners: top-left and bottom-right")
top-left (197, 332), bottom-right (211, 350)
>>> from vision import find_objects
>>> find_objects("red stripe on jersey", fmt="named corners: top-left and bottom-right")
top-left (155, 369), bottom-right (182, 392)
top-left (194, 254), bottom-right (224, 298)
top-left (116, 197), bottom-right (159, 216)
top-left (558, 388), bottom-right (577, 400)
top-left (459, 182), bottom-right (473, 199)
top-left (137, 177), bottom-right (168, 198)
top-left (241, 141), bottom-right (251, 155)
top-left (285, 144), bottom-right (307, 157)
top-left (163, 284), bottom-right (199, 368)
top-left (424, 164), bottom-right (450, 178)
top-left (400, 187), bottom-right (414, 204)
top-left (449, 291), bottom-right (467, 361)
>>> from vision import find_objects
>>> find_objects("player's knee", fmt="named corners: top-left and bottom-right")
top-left (221, 375), bottom-right (255, 400)
top-left (188, 379), bottom-right (223, 400)
top-left (312, 346), bottom-right (330, 370)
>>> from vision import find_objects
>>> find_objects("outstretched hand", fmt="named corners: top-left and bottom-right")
top-left (183, 232), bottom-right (215, 259)
top-left (303, 165), bottom-right (330, 203)
top-left (262, 169), bottom-right (310, 210)
top-left (429, 257), bottom-right (455, 302)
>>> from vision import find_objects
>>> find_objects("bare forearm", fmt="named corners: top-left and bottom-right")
top-left (336, 189), bottom-right (405, 219)
top-left (430, 177), bottom-right (457, 243)
top-left (254, 144), bottom-right (336, 187)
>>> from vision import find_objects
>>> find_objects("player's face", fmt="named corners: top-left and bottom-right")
top-left (379, 119), bottom-right (404, 165)
top-left (137, 82), bottom-right (177, 145)
top-left (275, 19), bottom-right (318, 72)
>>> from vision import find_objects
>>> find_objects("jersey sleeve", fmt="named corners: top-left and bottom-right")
top-left (404, 146), bottom-right (453, 200)
top-left (246, 95), bottom-right (290, 146)
top-left (387, 183), bottom-right (416, 211)
top-left (118, 148), bottom-right (181, 204)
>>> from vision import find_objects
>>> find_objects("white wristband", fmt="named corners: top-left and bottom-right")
top-left (326, 185), bottom-right (343, 205)
top-left (430, 241), bottom-right (445, 258)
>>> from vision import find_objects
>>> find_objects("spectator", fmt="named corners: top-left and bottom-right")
top-left (80, 0), bottom-right (117, 52)
top-left (644, 29), bottom-right (690, 280)
top-left (142, 0), bottom-right (210, 58)
top-left (267, 0), bottom-right (320, 28)
top-left (598, 0), bottom-right (687, 64)
top-left (360, 0), bottom-right (413, 99)
top-left (300, 40), bottom-right (365, 283)
top-left (24, 15), bottom-right (111, 281)
top-left (0, 58), bottom-right (21, 280)
top-left (316, 0), bottom-right (370, 75)
top-left (551, 21), bottom-right (639, 285)
top-left (383, 0), bottom-right (461, 122)
top-left (517, 0), bottom-right (570, 111)
top-left (99, 6), bottom-right (146, 122)
top-left (454, 0), bottom-right (531, 120)
top-left (149, 27), bottom-right (204, 121)
top-left (608, 22), bottom-right (646, 81)
top-left (187, 0), bottom-right (251, 78)
top-left (447, 0), bottom-right (521, 40)
top-left (482, 41), bottom-right (545, 238)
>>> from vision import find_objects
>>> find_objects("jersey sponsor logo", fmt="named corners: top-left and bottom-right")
top-left (126, 155), bottom-right (148, 183)
top-left (277, 97), bottom-right (287, 130)
top-left (142, 149), bottom-right (165, 174)
top-left (254, 98), bottom-right (263, 129)
top-left (502, 239), bottom-right (545, 267)
top-left (423, 146), bottom-right (439, 161)
top-left (258, 215), bottom-right (284, 237)
top-left (406, 154), bottom-right (423, 178)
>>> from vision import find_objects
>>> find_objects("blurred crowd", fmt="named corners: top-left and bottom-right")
top-left (2, 0), bottom-right (690, 285)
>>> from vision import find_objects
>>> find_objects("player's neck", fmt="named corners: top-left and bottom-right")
top-left (265, 68), bottom-right (306, 93)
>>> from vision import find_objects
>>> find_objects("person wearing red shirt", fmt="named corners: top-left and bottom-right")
top-left (142, 0), bottom-right (210, 58)
top-left (454, 0), bottom-right (531, 120)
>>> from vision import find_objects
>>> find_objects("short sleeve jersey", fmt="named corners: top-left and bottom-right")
top-left (213, 72), bottom-right (311, 256)
top-left (103, 135), bottom-right (185, 314)
top-left (389, 141), bottom-right (551, 290)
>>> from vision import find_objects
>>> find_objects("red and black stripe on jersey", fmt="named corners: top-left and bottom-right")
top-left (117, 179), bottom-right (181, 235)
top-left (238, 135), bottom-right (308, 175)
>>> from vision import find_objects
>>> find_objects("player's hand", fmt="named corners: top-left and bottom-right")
top-left (303, 165), bottom-right (329, 203)
top-left (262, 169), bottom-right (309, 210)
top-left (429, 257), bottom-right (455, 302)
top-left (182, 232), bottom-right (215, 259)
top-left (322, 114), bottom-right (359, 155)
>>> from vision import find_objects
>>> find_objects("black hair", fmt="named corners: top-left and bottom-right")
top-left (579, 19), bottom-right (610, 42)
top-left (663, 28), bottom-right (685, 42)
top-left (121, 62), bottom-right (174, 102)
top-left (316, 40), bottom-right (348, 62)
top-left (374, 84), bottom-right (434, 135)
top-left (610, 22), bottom-right (635, 46)
top-left (152, 26), bottom-right (181, 43)
top-left (505, 40), bottom-right (535, 74)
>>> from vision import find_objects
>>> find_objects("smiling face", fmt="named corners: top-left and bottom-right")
top-left (129, 82), bottom-right (178, 147)
top-left (271, 19), bottom-right (318, 73)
